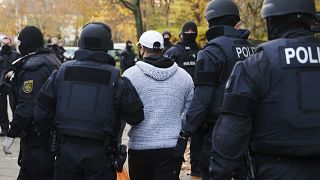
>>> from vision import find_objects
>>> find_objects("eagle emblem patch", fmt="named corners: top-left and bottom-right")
top-left (23, 80), bottom-right (33, 93)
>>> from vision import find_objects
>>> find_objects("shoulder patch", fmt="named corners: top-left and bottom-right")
top-left (23, 80), bottom-right (33, 93)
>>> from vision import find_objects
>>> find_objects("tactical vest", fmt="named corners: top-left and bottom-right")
top-left (251, 36), bottom-right (320, 156)
top-left (204, 35), bottom-right (255, 115)
top-left (54, 60), bottom-right (120, 140)
top-left (175, 44), bottom-right (200, 80)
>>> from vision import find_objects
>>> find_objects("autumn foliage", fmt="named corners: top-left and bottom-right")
top-left (0, 0), bottom-right (319, 46)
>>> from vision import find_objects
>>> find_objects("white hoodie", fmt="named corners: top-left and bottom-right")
top-left (123, 61), bottom-right (194, 150)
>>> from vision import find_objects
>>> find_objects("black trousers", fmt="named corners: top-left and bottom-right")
top-left (18, 135), bottom-right (54, 180)
top-left (200, 125), bottom-right (213, 180)
top-left (0, 87), bottom-right (10, 132)
top-left (129, 148), bottom-right (181, 180)
top-left (55, 136), bottom-right (116, 180)
top-left (190, 127), bottom-right (206, 176)
top-left (254, 154), bottom-right (320, 179)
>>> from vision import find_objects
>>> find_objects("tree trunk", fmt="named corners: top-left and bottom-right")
top-left (118, 0), bottom-right (144, 41)
top-left (133, 4), bottom-right (143, 39)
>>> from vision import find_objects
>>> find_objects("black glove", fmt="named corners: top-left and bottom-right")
top-left (173, 130), bottom-right (191, 162)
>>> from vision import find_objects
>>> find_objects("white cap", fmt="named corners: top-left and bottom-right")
top-left (138, 30), bottom-right (164, 49)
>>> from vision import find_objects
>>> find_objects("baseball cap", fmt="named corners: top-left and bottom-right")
top-left (138, 30), bottom-right (164, 50)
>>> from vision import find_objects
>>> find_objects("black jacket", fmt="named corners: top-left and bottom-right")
top-left (33, 49), bottom-right (144, 138)
top-left (8, 48), bottom-right (61, 138)
top-left (183, 26), bottom-right (254, 134)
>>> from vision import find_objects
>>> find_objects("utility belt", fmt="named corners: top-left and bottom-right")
top-left (50, 132), bottom-right (114, 156)
top-left (59, 135), bottom-right (110, 145)
top-left (55, 133), bottom-right (127, 172)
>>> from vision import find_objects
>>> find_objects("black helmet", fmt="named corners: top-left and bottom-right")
top-left (205, 0), bottom-right (239, 22)
top-left (261, 0), bottom-right (316, 18)
top-left (78, 22), bottom-right (113, 51)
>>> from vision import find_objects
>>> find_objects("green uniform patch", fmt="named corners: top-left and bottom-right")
top-left (23, 80), bottom-right (33, 93)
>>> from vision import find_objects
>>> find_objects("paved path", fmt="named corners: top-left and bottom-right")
top-left (0, 113), bottom-right (196, 179)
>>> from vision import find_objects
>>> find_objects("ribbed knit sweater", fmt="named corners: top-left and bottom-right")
top-left (123, 60), bottom-right (194, 150)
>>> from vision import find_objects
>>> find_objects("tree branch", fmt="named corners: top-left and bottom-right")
top-left (119, 0), bottom-right (135, 11)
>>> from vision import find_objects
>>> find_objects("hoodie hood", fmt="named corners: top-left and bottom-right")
top-left (135, 60), bottom-right (178, 81)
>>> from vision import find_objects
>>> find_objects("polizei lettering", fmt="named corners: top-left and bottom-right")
top-left (233, 46), bottom-right (255, 61)
top-left (280, 44), bottom-right (320, 68)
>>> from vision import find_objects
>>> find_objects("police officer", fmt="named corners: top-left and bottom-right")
top-left (0, 37), bottom-right (21, 136)
top-left (33, 22), bottom-right (144, 180)
top-left (210, 0), bottom-right (320, 179)
top-left (164, 21), bottom-right (202, 177)
top-left (164, 21), bottom-right (201, 80)
top-left (2, 26), bottom-right (61, 180)
top-left (173, 1), bottom-right (255, 179)
top-left (163, 31), bottom-right (174, 53)
top-left (120, 40), bottom-right (136, 73)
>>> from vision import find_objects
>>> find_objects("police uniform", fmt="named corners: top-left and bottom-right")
top-left (210, 29), bottom-right (320, 179)
top-left (34, 48), bottom-right (144, 179)
top-left (164, 42), bottom-right (200, 80)
top-left (0, 48), bottom-right (21, 134)
top-left (181, 25), bottom-right (255, 179)
top-left (165, 40), bottom-right (202, 175)
top-left (7, 48), bottom-right (60, 180)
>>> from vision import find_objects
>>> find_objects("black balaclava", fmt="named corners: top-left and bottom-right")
top-left (1, 44), bottom-right (12, 54)
top-left (182, 21), bottom-right (198, 44)
top-left (126, 40), bottom-right (133, 51)
top-left (162, 31), bottom-right (171, 45)
top-left (266, 14), bottom-right (313, 40)
top-left (18, 26), bottom-right (44, 56)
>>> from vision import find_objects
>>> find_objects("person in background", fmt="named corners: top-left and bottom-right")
top-left (120, 40), bottom-right (136, 73)
top-left (0, 37), bottom-right (21, 136)
top-left (47, 37), bottom-right (65, 63)
top-left (163, 31), bottom-right (174, 53)
top-left (164, 21), bottom-right (201, 80)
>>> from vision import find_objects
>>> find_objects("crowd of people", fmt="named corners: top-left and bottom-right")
top-left (0, 0), bottom-right (320, 180)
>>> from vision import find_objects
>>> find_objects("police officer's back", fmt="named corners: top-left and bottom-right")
top-left (34, 22), bottom-right (144, 180)
top-left (210, 0), bottom-right (320, 179)
top-left (2, 26), bottom-right (61, 180)
top-left (164, 21), bottom-right (201, 80)
top-left (173, 1), bottom-right (255, 179)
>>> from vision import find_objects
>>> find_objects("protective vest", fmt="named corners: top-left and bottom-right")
top-left (175, 43), bottom-right (200, 80)
top-left (204, 30), bottom-right (255, 115)
top-left (55, 60), bottom-right (120, 140)
top-left (251, 35), bottom-right (320, 156)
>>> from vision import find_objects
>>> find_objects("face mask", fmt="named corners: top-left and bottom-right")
top-left (138, 46), bottom-right (145, 59)
top-left (1, 44), bottom-right (11, 53)
top-left (126, 45), bottom-right (132, 51)
top-left (183, 33), bottom-right (197, 44)
top-left (18, 43), bottom-right (30, 56)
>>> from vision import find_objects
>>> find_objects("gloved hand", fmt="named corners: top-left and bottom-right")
top-left (173, 130), bottom-right (191, 162)
top-left (3, 137), bottom-right (15, 155)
